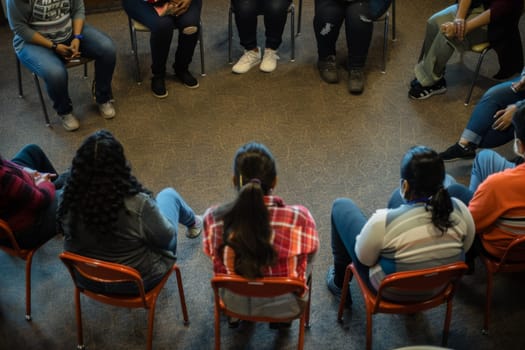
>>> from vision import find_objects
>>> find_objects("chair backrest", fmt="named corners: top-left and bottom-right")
top-left (59, 251), bottom-right (148, 306)
top-left (374, 262), bottom-right (468, 308)
top-left (485, 235), bottom-right (525, 269)
top-left (211, 274), bottom-right (307, 299)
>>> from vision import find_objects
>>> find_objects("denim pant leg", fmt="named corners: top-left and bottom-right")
top-left (313, 0), bottom-right (345, 58)
top-left (233, 0), bottom-right (259, 50)
top-left (447, 183), bottom-right (474, 206)
top-left (262, 0), bottom-right (290, 50)
top-left (331, 198), bottom-right (370, 288)
top-left (123, 0), bottom-right (175, 76)
top-left (11, 144), bottom-right (57, 174)
top-left (17, 43), bottom-right (72, 115)
top-left (344, 1), bottom-right (373, 68)
top-left (79, 24), bottom-right (116, 104)
top-left (173, 0), bottom-right (202, 71)
top-left (469, 149), bottom-right (515, 192)
top-left (462, 77), bottom-right (525, 148)
top-left (156, 187), bottom-right (196, 230)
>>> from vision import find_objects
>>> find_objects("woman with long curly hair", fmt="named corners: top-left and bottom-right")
top-left (328, 146), bottom-right (475, 304)
top-left (203, 142), bottom-right (319, 324)
top-left (58, 130), bottom-right (202, 294)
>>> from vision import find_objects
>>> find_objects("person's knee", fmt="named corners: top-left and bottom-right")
top-left (182, 26), bottom-right (198, 35)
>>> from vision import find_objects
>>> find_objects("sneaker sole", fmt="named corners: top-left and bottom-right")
top-left (232, 61), bottom-right (261, 74)
top-left (183, 82), bottom-right (200, 89)
top-left (152, 91), bottom-right (169, 99)
top-left (409, 87), bottom-right (447, 100)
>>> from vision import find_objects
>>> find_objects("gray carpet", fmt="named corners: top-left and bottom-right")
top-left (1, 0), bottom-right (525, 349)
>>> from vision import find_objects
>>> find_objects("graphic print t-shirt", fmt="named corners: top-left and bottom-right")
top-left (30, 0), bottom-right (72, 43)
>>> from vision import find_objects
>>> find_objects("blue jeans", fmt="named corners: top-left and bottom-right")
top-left (330, 198), bottom-right (372, 290)
top-left (232, 0), bottom-right (290, 50)
top-left (313, 0), bottom-right (373, 68)
top-left (123, 0), bottom-right (202, 76)
top-left (469, 149), bottom-right (515, 192)
top-left (461, 76), bottom-right (525, 148)
top-left (155, 187), bottom-right (197, 252)
top-left (16, 24), bottom-right (116, 115)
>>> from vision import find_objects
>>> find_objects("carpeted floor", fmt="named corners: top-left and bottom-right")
top-left (1, 0), bottom-right (525, 349)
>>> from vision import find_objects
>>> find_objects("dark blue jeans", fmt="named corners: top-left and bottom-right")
top-left (123, 0), bottom-right (202, 76)
top-left (16, 24), bottom-right (116, 115)
top-left (313, 0), bottom-right (373, 68)
top-left (462, 75), bottom-right (525, 148)
top-left (232, 0), bottom-right (290, 50)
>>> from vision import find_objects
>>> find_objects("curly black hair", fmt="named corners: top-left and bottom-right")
top-left (57, 130), bottom-right (151, 238)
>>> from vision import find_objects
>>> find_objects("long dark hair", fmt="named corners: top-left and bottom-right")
top-left (400, 146), bottom-right (453, 234)
top-left (214, 142), bottom-right (277, 278)
top-left (57, 130), bottom-right (151, 238)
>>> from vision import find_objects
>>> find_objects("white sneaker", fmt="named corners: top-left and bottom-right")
top-left (260, 48), bottom-right (280, 73)
top-left (98, 101), bottom-right (116, 119)
top-left (186, 215), bottom-right (203, 239)
top-left (59, 113), bottom-right (79, 131)
top-left (232, 48), bottom-right (262, 74)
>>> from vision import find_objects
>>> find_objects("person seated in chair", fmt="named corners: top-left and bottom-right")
top-left (439, 67), bottom-right (525, 161)
top-left (203, 142), bottom-right (319, 326)
top-left (0, 144), bottom-right (62, 249)
top-left (313, 0), bottom-right (391, 95)
top-left (123, 0), bottom-right (202, 98)
top-left (446, 105), bottom-right (525, 264)
top-left (230, 0), bottom-right (290, 74)
top-left (327, 146), bottom-right (475, 303)
top-left (408, 0), bottom-right (523, 100)
top-left (58, 130), bottom-right (202, 294)
top-left (6, 0), bottom-right (116, 131)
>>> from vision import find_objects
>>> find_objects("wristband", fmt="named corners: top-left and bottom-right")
top-left (51, 42), bottom-right (58, 51)
top-left (73, 34), bottom-right (84, 40)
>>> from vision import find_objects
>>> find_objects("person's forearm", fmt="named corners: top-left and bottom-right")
top-left (72, 18), bottom-right (84, 36)
top-left (456, 0), bottom-right (472, 20)
top-left (30, 32), bottom-right (56, 49)
top-left (466, 9), bottom-right (491, 34)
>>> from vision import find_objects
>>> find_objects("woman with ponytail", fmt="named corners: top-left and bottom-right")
top-left (203, 142), bottom-right (319, 322)
top-left (328, 146), bottom-right (475, 303)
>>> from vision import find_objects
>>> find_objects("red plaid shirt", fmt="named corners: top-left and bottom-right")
top-left (203, 195), bottom-right (319, 282)
top-left (0, 159), bottom-right (55, 232)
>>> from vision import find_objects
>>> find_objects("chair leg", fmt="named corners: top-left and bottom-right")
top-left (483, 269), bottom-right (494, 334)
top-left (228, 6), bottom-right (233, 64)
top-left (32, 74), bottom-right (51, 126)
top-left (83, 63), bottom-right (88, 79)
top-left (174, 266), bottom-right (189, 325)
top-left (305, 278), bottom-right (312, 328)
top-left (24, 251), bottom-right (36, 321)
top-left (337, 265), bottom-right (353, 322)
top-left (128, 17), bottom-right (142, 84)
top-left (464, 47), bottom-right (489, 106)
top-left (391, 0), bottom-right (396, 41)
top-left (199, 22), bottom-right (206, 76)
top-left (442, 298), bottom-right (453, 346)
top-left (366, 310), bottom-right (372, 350)
top-left (16, 57), bottom-right (23, 97)
top-left (381, 12), bottom-right (389, 73)
top-left (147, 305), bottom-right (157, 350)
top-left (296, 0), bottom-right (303, 36)
top-left (297, 314), bottom-right (306, 350)
top-left (75, 288), bottom-right (86, 349)
top-left (290, 5), bottom-right (295, 62)
top-left (214, 307), bottom-right (221, 350)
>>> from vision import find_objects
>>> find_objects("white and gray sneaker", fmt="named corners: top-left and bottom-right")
top-left (98, 101), bottom-right (116, 119)
top-left (260, 48), bottom-right (280, 73)
top-left (232, 48), bottom-right (261, 74)
top-left (186, 215), bottom-right (203, 238)
top-left (59, 113), bottom-right (80, 131)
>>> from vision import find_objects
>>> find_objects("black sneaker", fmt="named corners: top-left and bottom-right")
top-left (317, 55), bottom-right (339, 84)
top-left (348, 68), bottom-right (364, 95)
top-left (439, 142), bottom-right (476, 162)
top-left (409, 78), bottom-right (447, 100)
top-left (151, 75), bottom-right (168, 98)
top-left (174, 69), bottom-right (199, 89)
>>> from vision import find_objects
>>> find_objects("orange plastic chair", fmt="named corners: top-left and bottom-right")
top-left (479, 235), bottom-right (525, 334)
top-left (59, 251), bottom-right (189, 350)
top-left (211, 274), bottom-right (312, 350)
top-left (0, 218), bottom-right (48, 321)
top-left (337, 262), bottom-right (468, 350)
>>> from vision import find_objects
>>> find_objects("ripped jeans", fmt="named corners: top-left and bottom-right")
top-left (313, 0), bottom-right (373, 68)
